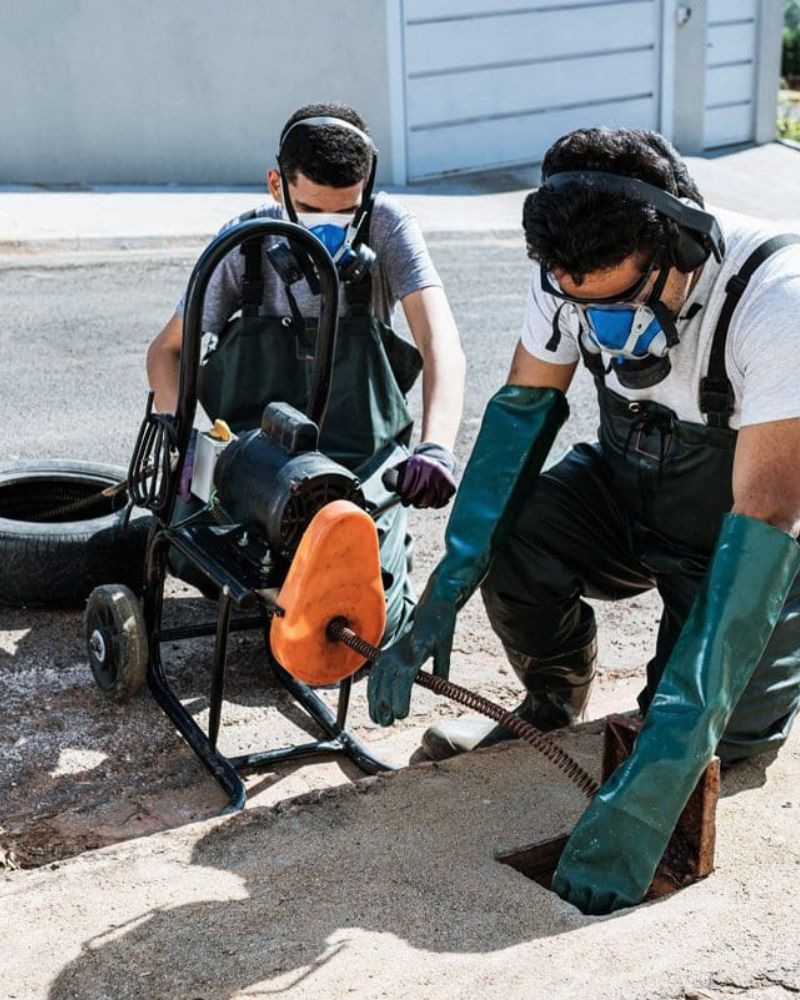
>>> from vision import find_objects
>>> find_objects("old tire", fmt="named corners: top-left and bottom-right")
top-left (0, 460), bottom-right (151, 608)
top-left (85, 585), bottom-right (148, 701)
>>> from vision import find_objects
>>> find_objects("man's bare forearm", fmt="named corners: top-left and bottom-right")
top-left (146, 313), bottom-right (183, 414)
top-left (402, 286), bottom-right (465, 450)
top-left (420, 349), bottom-right (465, 449)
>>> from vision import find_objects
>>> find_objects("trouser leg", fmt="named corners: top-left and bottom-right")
top-left (482, 443), bottom-right (655, 659)
top-left (422, 445), bottom-right (654, 760)
top-left (636, 534), bottom-right (710, 714)
top-left (483, 444), bottom-right (655, 730)
top-left (503, 621), bottom-right (599, 731)
top-left (358, 446), bottom-right (417, 645)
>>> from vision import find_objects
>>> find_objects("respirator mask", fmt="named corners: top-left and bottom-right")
top-left (294, 211), bottom-right (376, 283)
top-left (542, 262), bottom-right (680, 390)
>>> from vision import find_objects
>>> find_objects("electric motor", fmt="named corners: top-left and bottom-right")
top-left (213, 402), bottom-right (364, 558)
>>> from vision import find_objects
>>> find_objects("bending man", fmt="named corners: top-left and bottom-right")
top-left (368, 127), bottom-right (800, 913)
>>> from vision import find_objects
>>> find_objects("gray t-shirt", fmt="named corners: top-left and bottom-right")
top-left (176, 192), bottom-right (442, 331)
top-left (521, 208), bottom-right (800, 429)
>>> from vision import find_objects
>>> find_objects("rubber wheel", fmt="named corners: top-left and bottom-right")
top-left (0, 460), bottom-right (152, 608)
top-left (85, 585), bottom-right (148, 701)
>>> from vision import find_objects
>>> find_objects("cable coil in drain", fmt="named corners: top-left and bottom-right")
top-left (327, 618), bottom-right (599, 798)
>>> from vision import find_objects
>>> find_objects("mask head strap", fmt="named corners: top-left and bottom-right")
top-left (644, 265), bottom-right (679, 347)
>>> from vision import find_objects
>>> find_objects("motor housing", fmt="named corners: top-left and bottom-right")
top-left (213, 402), bottom-right (363, 558)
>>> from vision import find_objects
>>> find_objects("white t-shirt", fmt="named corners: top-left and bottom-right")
top-left (520, 209), bottom-right (800, 429)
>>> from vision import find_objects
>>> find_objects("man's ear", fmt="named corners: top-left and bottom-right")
top-left (267, 169), bottom-right (282, 203)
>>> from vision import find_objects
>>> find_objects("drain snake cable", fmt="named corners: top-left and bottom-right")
top-left (326, 618), bottom-right (599, 798)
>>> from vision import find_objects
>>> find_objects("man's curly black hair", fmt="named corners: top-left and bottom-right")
top-left (278, 102), bottom-right (373, 188)
top-left (522, 128), bottom-right (705, 283)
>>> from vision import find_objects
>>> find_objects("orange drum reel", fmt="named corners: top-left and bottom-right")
top-left (269, 500), bottom-right (386, 686)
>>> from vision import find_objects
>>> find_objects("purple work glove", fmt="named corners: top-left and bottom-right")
top-left (177, 429), bottom-right (198, 503)
top-left (393, 442), bottom-right (457, 509)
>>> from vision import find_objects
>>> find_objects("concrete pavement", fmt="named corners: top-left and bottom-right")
top-left (1, 143), bottom-right (798, 247)
top-left (3, 724), bottom-right (799, 1000)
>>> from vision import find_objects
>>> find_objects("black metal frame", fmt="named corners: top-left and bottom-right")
top-left (139, 220), bottom-right (392, 814)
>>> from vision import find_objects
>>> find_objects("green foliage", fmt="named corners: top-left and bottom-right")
top-left (777, 115), bottom-right (800, 141)
top-left (784, 25), bottom-right (800, 78)
top-left (777, 86), bottom-right (800, 141)
top-left (787, 1), bottom-right (800, 33)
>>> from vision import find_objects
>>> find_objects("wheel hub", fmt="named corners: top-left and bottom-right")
top-left (89, 628), bottom-right (107, 664)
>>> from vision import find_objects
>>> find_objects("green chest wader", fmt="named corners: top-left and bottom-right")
top-left (195, 232), bottom-right (423, 642)
top-left (592, 235), bottom-right (800, 756)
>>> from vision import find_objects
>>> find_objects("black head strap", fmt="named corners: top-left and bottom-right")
top-left (345, 200), bottom-right (375, 314)
top-left (544, 171), bottom-right (726, 267)
top-left (645, 267), bottom-right (680, 348)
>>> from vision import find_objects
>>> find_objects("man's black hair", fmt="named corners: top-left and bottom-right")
top-left (522, 128), bottom-right (705, 282)
top-left (278, 102), bottom-right (372, 188)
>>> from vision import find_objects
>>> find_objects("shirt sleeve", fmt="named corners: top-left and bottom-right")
top-left (376, 200), bottom-right (443, 303)
top-left (731, 249), bottom-right (800, 427)
top-left (174, 216), bottom-right (247, 333)
top-left (519, 267), bottom-right (580, 365)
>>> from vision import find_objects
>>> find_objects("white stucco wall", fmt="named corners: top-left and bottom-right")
top-left (0, 0), bottom-right (396, 185)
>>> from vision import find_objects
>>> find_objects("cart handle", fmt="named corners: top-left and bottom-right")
top-left (172, 218), bottom-right (340, 518)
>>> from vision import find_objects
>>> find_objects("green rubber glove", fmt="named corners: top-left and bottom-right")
top-left (553, 513), bottom-right (800, 915)
top-left (368, 385), bottom-right (569, 726)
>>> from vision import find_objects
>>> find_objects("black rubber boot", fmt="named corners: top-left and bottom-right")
top-left (420, 636), bottom-right (597, 761)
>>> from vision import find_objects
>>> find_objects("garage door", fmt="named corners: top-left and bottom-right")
top-left (403, 0), bottom-right (663, 180)
top-left (704, 0), bottom-right (758, 148)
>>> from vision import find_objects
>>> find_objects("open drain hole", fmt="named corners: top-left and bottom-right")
top-left (497, 715), bottom-right (721, 903)
top-left (497, 834), bottom-right (568, 891)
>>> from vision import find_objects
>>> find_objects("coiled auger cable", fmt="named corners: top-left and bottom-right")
top-left (327, 618), bottom-right (598, 798)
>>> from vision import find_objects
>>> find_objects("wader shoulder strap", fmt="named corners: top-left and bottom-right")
top-left (239, 226), bottom-right (264, 318)
top-left (345, 198), bottom-right (375, 316)
top-left (701, 233), bottom-right (800, 428)
top-left (578, 334), bottom-right (608, 385)
top-left (234, 208), bottom-right (264, 318)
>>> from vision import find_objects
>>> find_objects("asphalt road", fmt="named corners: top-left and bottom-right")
top-left (0, 233), bottom-right (600, 468)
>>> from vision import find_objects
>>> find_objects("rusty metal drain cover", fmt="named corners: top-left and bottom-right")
top-left (497, 714), bottom-right (720, 901)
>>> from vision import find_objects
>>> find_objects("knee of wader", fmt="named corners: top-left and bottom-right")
top-left (481, 571), bottom-right (597, 662)
top-left (479, 554), bottom-right (564, 641)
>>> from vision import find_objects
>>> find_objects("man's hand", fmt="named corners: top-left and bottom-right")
top-left (552, 795), bottom-right (663, 915)
top-left (553, 514), bottom-right (800, 916)
top-left (367, 598), bottom-right (456, 726)
top-left (392, 442), bottom-right (457, 509)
